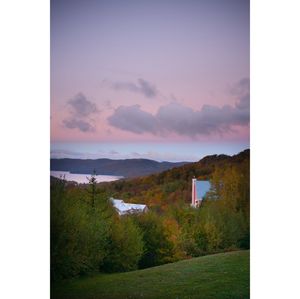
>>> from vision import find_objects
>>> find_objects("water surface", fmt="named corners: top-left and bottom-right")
top-left (51, 171), bottom-right (123, 184)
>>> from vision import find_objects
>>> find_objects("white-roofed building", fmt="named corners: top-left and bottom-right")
top-left (110, 198), bottom-right (148, 216)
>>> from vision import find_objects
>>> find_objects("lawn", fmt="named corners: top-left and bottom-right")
top-left (52, 250), bottom-right (249, 299)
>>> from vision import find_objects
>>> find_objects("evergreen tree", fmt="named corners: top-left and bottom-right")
top-left (87, 169), bottom-right (98, 208)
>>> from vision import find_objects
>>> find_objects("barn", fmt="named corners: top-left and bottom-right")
top-left (110, 198), bottom-right (148, 216)
top-left (191, 178), bottom-right (211, 207)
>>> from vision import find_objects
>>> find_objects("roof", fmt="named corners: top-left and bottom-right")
top-left (110, 198), bottom-right (148, 215)
top-left (195, 180), bottom-right (211, 199)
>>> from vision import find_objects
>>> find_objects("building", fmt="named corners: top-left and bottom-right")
top-left (110, 198), bottom-right (148, 216)
top-left (191, 178), bottom-right (211, 207)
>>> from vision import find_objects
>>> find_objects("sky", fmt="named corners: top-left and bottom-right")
top-left (51, 0), bottom-right (249, 162)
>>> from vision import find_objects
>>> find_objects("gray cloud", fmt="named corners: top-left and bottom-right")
top-left (156, 101), bottom-right (249, 136)
top-left (232, 78), bottom-right (250, 95)
top-left (109, 150), bottom-right (119, 155)
top-left (109, 78), bottom-right (158, 98)
top-left (63, 92), bottom-right (99, 132)
top-left (67, 92), bottom-right (99, 117)
top-left (231, 77), bottom-right (250, 110)
top-left (63, 118), bottom-right (95, 132)
top-left (108, 105), bottom-right (158, 134)
top-left (107, 78), bottom-right (250, 137)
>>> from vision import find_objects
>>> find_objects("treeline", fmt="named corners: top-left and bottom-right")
top-left (51, 150), bottom-right (249, 280)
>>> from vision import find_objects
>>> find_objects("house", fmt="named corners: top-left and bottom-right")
top-left (191, 178), bottom-right (211, 208)
top-left (110, 198), bottom-right (148, 216)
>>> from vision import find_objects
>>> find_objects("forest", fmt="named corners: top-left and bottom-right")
top-left (51, 149), bottom-right (250, 281)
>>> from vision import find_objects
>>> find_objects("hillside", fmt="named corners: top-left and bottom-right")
top-left (51, 149), bottom-right (250, 288)
top-left (52, 250), bottom-right (250, 299)
top-left (98, 149), bottom-right (250, 207)
top-left (50, 158), bottom-right (188, 178)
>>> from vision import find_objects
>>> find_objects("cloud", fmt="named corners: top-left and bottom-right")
top-left (130, 151), bottom-right (198, 162)
top-left (108, 78), bottom-right (158, 98)
top-left (107, 78), bottom-right (250, 137)
top-left (63, 118), bottom-right (95, 132)
top-left (109, 150), bottom-right (119, 155)
top-left (51, 148), bottom-right (196, 162)
top-left (63, 92), bottom-right (99, 132)
top-left (67, 92), bottom-right (99, 117)
top-left (108, 104), bottom-right (158, 134)
top-left (158, 101), bottom-right (249, 136)
top-left (231, 77), bottom-right (250, 110)
top-left (50, 149), bottom-right (84, 158)
top-left (51, 149), bottom-right (103, 159)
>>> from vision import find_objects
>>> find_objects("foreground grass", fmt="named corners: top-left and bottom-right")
top-left (52, 250), bottom-right (249, 299)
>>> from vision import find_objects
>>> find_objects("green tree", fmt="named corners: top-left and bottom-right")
top-left (51, 180), bottom-right (111, 280)
top-left (102, 217), bottom-right (144, 272)
top-left (135, 212), bottom-right (174, 268)
top-left (87, 169), bottom-right (98, 208)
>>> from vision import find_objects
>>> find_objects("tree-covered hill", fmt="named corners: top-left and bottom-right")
top-left (98, 149), bottom-right (250, 209)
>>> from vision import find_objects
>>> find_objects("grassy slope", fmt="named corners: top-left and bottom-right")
top-left (52, 250), bottom-right (249, 299)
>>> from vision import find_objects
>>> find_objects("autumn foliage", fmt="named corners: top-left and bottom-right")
top-left (51, 149), bottom-right (250, 280)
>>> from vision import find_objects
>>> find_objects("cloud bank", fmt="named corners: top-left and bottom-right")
top-left (50, 148), bottom-right (197, 162)
top-left (108, 78), bottom-right (249, 137)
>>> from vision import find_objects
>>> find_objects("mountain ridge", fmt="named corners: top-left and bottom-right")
top-left (50, 158), bottom-right (189, 178)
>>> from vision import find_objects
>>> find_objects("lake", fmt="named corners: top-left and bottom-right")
top-left (50, 171), bottom-right (123, 184)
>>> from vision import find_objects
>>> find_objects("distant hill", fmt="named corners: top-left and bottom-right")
top-left (50, 158), bottom-right (189, 178)
top-left (125, 149), bottom-right (250, 185)
top-left (168, 148), bottom-right (250, 180)
top-left (98, 149), bottom-right (250, 207)
top-left (52, 250), bottom-right (250, 299)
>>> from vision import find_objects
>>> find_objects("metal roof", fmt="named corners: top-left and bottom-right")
top-left (195, 180), bottom-right (211, 199)
top-left (110, 198), bottom-right (148, 215)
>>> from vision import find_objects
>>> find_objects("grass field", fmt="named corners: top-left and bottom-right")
top-left (52, 250), bottom-right (249, 299)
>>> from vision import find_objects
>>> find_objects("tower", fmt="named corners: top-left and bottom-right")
top-left (191, 178), bottom-right (211, 208)
top-left (191, 177), bottom-right (197, 207)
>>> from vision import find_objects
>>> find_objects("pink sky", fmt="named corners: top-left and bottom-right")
top-left (51, 0), bottom-right (249, 160)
